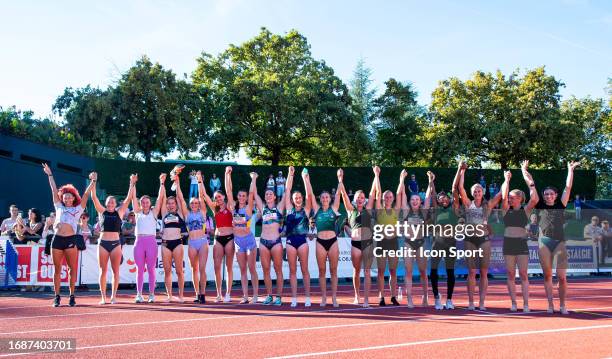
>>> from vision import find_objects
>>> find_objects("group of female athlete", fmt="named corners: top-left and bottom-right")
top-left (42, 159), bottom-right (580, 315)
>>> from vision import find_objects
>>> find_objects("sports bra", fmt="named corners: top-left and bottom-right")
top-left (136, 210), bottom-right (157, 236)
top-left (315, 207), bottom-right (337, 232)
top-left (503, 207), bottom-right (528, 229)
top-left (186, 211), bottom-right (206, 232)
top-left (465, 202), bottom-right (486, 224)
top-left (162, 212), bottom-right (185, 230)
top-left (262, 206), bottom-right (282, 225)
top-left (233, 206), bottom-right (252, 228)
top-left (99, 210), bottom-right (122, 233)
top-left (215, 208), bottom-right (233, 228)
top-left (376, 208), bottom-right (398, 226)
top-left (348, 208), bottom-right (372, 230)
top-left (54, 202), bottom-right (84, 233)
top-left (285, 207), bottom-right (309, 237)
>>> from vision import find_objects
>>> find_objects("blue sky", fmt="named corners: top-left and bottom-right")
top-left (2, 0), bottom-right (611, 120)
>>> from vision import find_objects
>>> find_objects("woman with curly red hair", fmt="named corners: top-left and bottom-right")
top-left (42, 163), bottom-right (95, 307)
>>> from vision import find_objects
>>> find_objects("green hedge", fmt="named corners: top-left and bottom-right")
top-left (93, 158), bottom-right (596, 201)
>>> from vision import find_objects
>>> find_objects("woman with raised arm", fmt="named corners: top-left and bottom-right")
top-left (254, 170), bottom-right (288, 306)
top-left (536, 161), bottom-right (580, 315)
top-left (91, 173), bottom-right (135, 305)
top-left (227, 169), bottom-right (258, 304)
top-left (458, 161), bottom-right (505, 310)
top-left (339, 166), bottom-right (377, 307)
top-left (200, 166), bottom-right (235, 302)
top-left (429, 167), bottom-right (462, 310)
top-left (374, 168), bottom-right (405, 307)
top-left (42, 163), bottom-right (95, 307)
top-left (175, 170), bottom-right (211, 304)
top-left (159, 174), bottom-right (187, 303)
top-left (131, 173), bottom-right (165, 303)
top-left (303, 169), bottom-right (342, 307)
top-left (501, 161), bottom-right (539, 313)
top-left (284, 167), bottom-right (313, 307)
top-left (400, 170), bottom-right (434, 308)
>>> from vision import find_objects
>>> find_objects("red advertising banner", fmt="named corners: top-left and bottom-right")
top-left (15, 246), bottom-right (32, 284)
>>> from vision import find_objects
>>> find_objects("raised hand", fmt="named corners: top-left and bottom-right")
top-left (42, 163), bottom-right (52, 176)
top-left (130, 173), bottom-right (138, 185)
top-left (288, 166), bottom-right (295, 177)
top-left (196, 171), bottom-right (203, 182)
top-left (568, 161), bottom-right (580, 171)
top-left (226, 166), bottom-right (233, 174)
top-left (504, 170), bottom-right (512, 181)
top-left (400, 169), bottom-right (408, 180)
top-left (249, 172), bottom-right (258, 179)
top-left (337, 168), bottom-right (344, 183)
top-left (160, 173), bottom-right (167, 184)
top-left (520, 160), bottom-right (529, 172)
top-left (89, 172), bottom-right (98, 181)
top-left (373, 166), bottom-right (381, 176)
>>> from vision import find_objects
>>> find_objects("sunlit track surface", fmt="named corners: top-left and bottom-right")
top-left (0, 278), bottom-right (611, 358)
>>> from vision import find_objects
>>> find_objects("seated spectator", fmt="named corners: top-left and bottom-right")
top-left (584, 216), bottom-right (605, 264)
top-left (602, 220), bottom-right (612, 260)
top-left (121, 211), bottom-right (137, 245)
top-left (14, 208), bottom-right (43, 244)
top-left (1, 204), bottom-right (19, 237)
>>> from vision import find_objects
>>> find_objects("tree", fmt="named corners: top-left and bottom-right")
top-left (192, 27), bottom-right (368, 166)
top-left (429, 67), bottom-right (570, 168)
top-left (349, 57), bottom-right (376, 139)
top-left (372, 79), bottom-right (426, 166)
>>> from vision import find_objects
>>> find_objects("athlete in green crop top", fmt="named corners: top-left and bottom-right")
top-left (338, 166), bottom-right (378, 307)
top-left (303, 168), bottom-right (342, 307)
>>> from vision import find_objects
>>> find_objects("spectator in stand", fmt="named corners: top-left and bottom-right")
top-left (266, 174), bottom-right (276, 193)
top-left (602, 220), bottom-right (612, 260)
top-left (408, 174), bottom-right (419, 195)
top-left (526, 213), bottom-right (539, 241)
top-left (479, 175), bottom-right (487, 190)
top-left (418, 188), bottom-right (426, 202)
top-left (14, 208), bottom-right (43, 244)
top-left (209, 173), bottom-right (222, 194)
top-left (189, 170), bottom-right (199, 200)
top-left (348, 189), bottom-right (354, 198)
top-left (574, 195), bottom-right (583, 221)
top-left (77, 212), bottom-right (96, 244)
top-left (276, 171), bottom-right (286, 198)
top-left (121, 211), bottom-right (137, 245)
top-left (584, 216), bottom-right (604, 264)
top-left (1, 204), bottom-right (19, 236)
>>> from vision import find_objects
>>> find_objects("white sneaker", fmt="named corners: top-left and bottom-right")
top-left (99, 299), bottom-right (106, 305)
top-left (110, 297), bottom-right (117, 305)
top-left (148, 294), bottom-right (155, 303)
top-left (467, 303), bottom-right (475, 311)
top-left (252, 295), bottom-right (258, 304)
top-left (304, 297), bottom-right (311, 307)
top-left (214, 295), bottom-right (222, 303)
top-left (547, 305), bottom-right (554, 314)
top-left (290, 298), bottom-right (297, 308)
top-left (434, 297), bottom-right (443, 310)
top-left (135, 294), bottom-right (144, 303)
top-left (523, 306), bottom-right (530, 313)
top-left (510, 303), bottom-right (517, 312)
top-left (406, 298), bottom-right (414, 309)
top-left (224, 293), bottom-right (231, 303)
top-left (165, 295), bottom-right (172, 303)
top-left (445, 299), bottom-right (454, 310)
top-left (560, 306), bottom-right (569, 315)
top-left (479, 305), bottom-right (486, 311)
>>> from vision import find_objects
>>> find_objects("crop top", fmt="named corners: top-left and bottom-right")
top-left (186, 211), bottom-right (206, 232)
top-left (53, 202), bottom-right (84, 233)
top-left (99, 210), bottom-right (122, 233)
top-left (215, 208), bottom-right (233, 228)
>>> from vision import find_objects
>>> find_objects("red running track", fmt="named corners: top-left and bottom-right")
top-left (0, 278), bottom-right (611, 358)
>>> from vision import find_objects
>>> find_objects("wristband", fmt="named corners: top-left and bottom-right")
top-left (48, 175), bottom-right (53, 177)
top-left (198, 181), bottom-right (203, 184)
top-left (529, 184), bottom-right (535, 188)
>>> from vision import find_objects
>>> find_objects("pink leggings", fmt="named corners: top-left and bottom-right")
top-left (134, 235), bottom-right (158, 295)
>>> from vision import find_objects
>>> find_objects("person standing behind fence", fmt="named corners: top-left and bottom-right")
top-left (42, 163), bottom-right (95, 307)
top-left (408, 174), bottom-right (418, 196)
top-left (584, 216), bottom-right (604, 265)
top-left (574, 195), bottom-right (583, 221)
top-left (189, 170), bottom-right (199, 200)
top-left (276, 171), bottom-right (286, 198)
top-left (209, 173), bottom-right (221, 194)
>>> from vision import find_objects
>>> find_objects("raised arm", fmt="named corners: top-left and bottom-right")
top-left (196, 171), bottom-right (215, 212)
top-left (429, 172), bottom-right (438, 209)
top-left (395, 169), bottom-right (407, 210)
top-left (174, 174), bottom-right (189, 218)
top-left (501, 170), bottom-right (512, 211)
top-left (90, 173), bottom-right (105, 214)
top-left (131, 175), bottom-right (141, 214)
top-left (424, 171), bottom-right (435, 209)
top-left (302, 169), bottom-right (319, 213)
top-left (225, 166), bottom-right (235, 211)
top-left (156, 173), bottom-right (167, 218)
top-left (457, 161), bottom-right (471, 208)
top-left (117, 174), bottom-right (137, 218)
top-left (339, 181), bottom-right (353, 212)
top-left (521, 160), bottom-right (539, 212)
top-left (332, 169), bottom-right (343, 213)
top-left (42, 163), bottom-right (60, 204)
top-left (367, 166), bottom-right (379, 210)
top-left (284, 167), bottom-right (295, 211)
top-left (80, 172), bottom-right (96, 209)
top-left (451, 162), bottom-right (463, 211)
top-left (488, 174), bottom-right (506, 209)
top-left (247, 172), bottom-right (258, 216)
top-left (561, 161), bottom-right (580, 207)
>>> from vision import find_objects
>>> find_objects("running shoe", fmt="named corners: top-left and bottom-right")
top-left (547, 305), bottom-right (554, 314)
top-left (479, 305), bottom-right (486, 311)
top-left (434, 296), bottom-right (443, 310)
top-left (379, 297), bottom-right (386, 306)
top-left (53, 295), bottom-right (60, 307)
top-left (239, 297), bottom-right (249, 304)
top-left (510, 303), bottom-right (517, 312)
top-left (523, 306), bottom-right (530, 313)
top-left (290, 298), bottom-right (297, 308)
top-left (214, 295), bottom-right (222, 303)
top-left (252, 295), bottom-right (258, 304)
top-left (406, 298), bottom-right (414, 309)
top-left (304, 297), bottom-right (311, 307)
top-left (223, 293), bottom-right (231, 303)
top-left (148, 294), bottom-right (155, 303)
top-left (69, 295), bottom-right (76, 307)
top-left (200, 294), bottom-right (206, 304)
top-left (467, 303), bottom-right (475, 311)
top-left (135, 294), bottom-right (144, 303)
top-left (390, 297), bottom-right (400, 306)
top-left (110, 297), bottom-right (117, 305)
top-left (445, 299), bottom-right (454, 310)
top-left (263, 295), bottom-right (274, 305)
top-left (193, 296), bottom-right (201, 304)
top-left (560, 306), bottom-right (569, 315)
top-left (273, 297), bottom-right (282, 306)
top-left (332, 298), bottom-right (339, 308)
